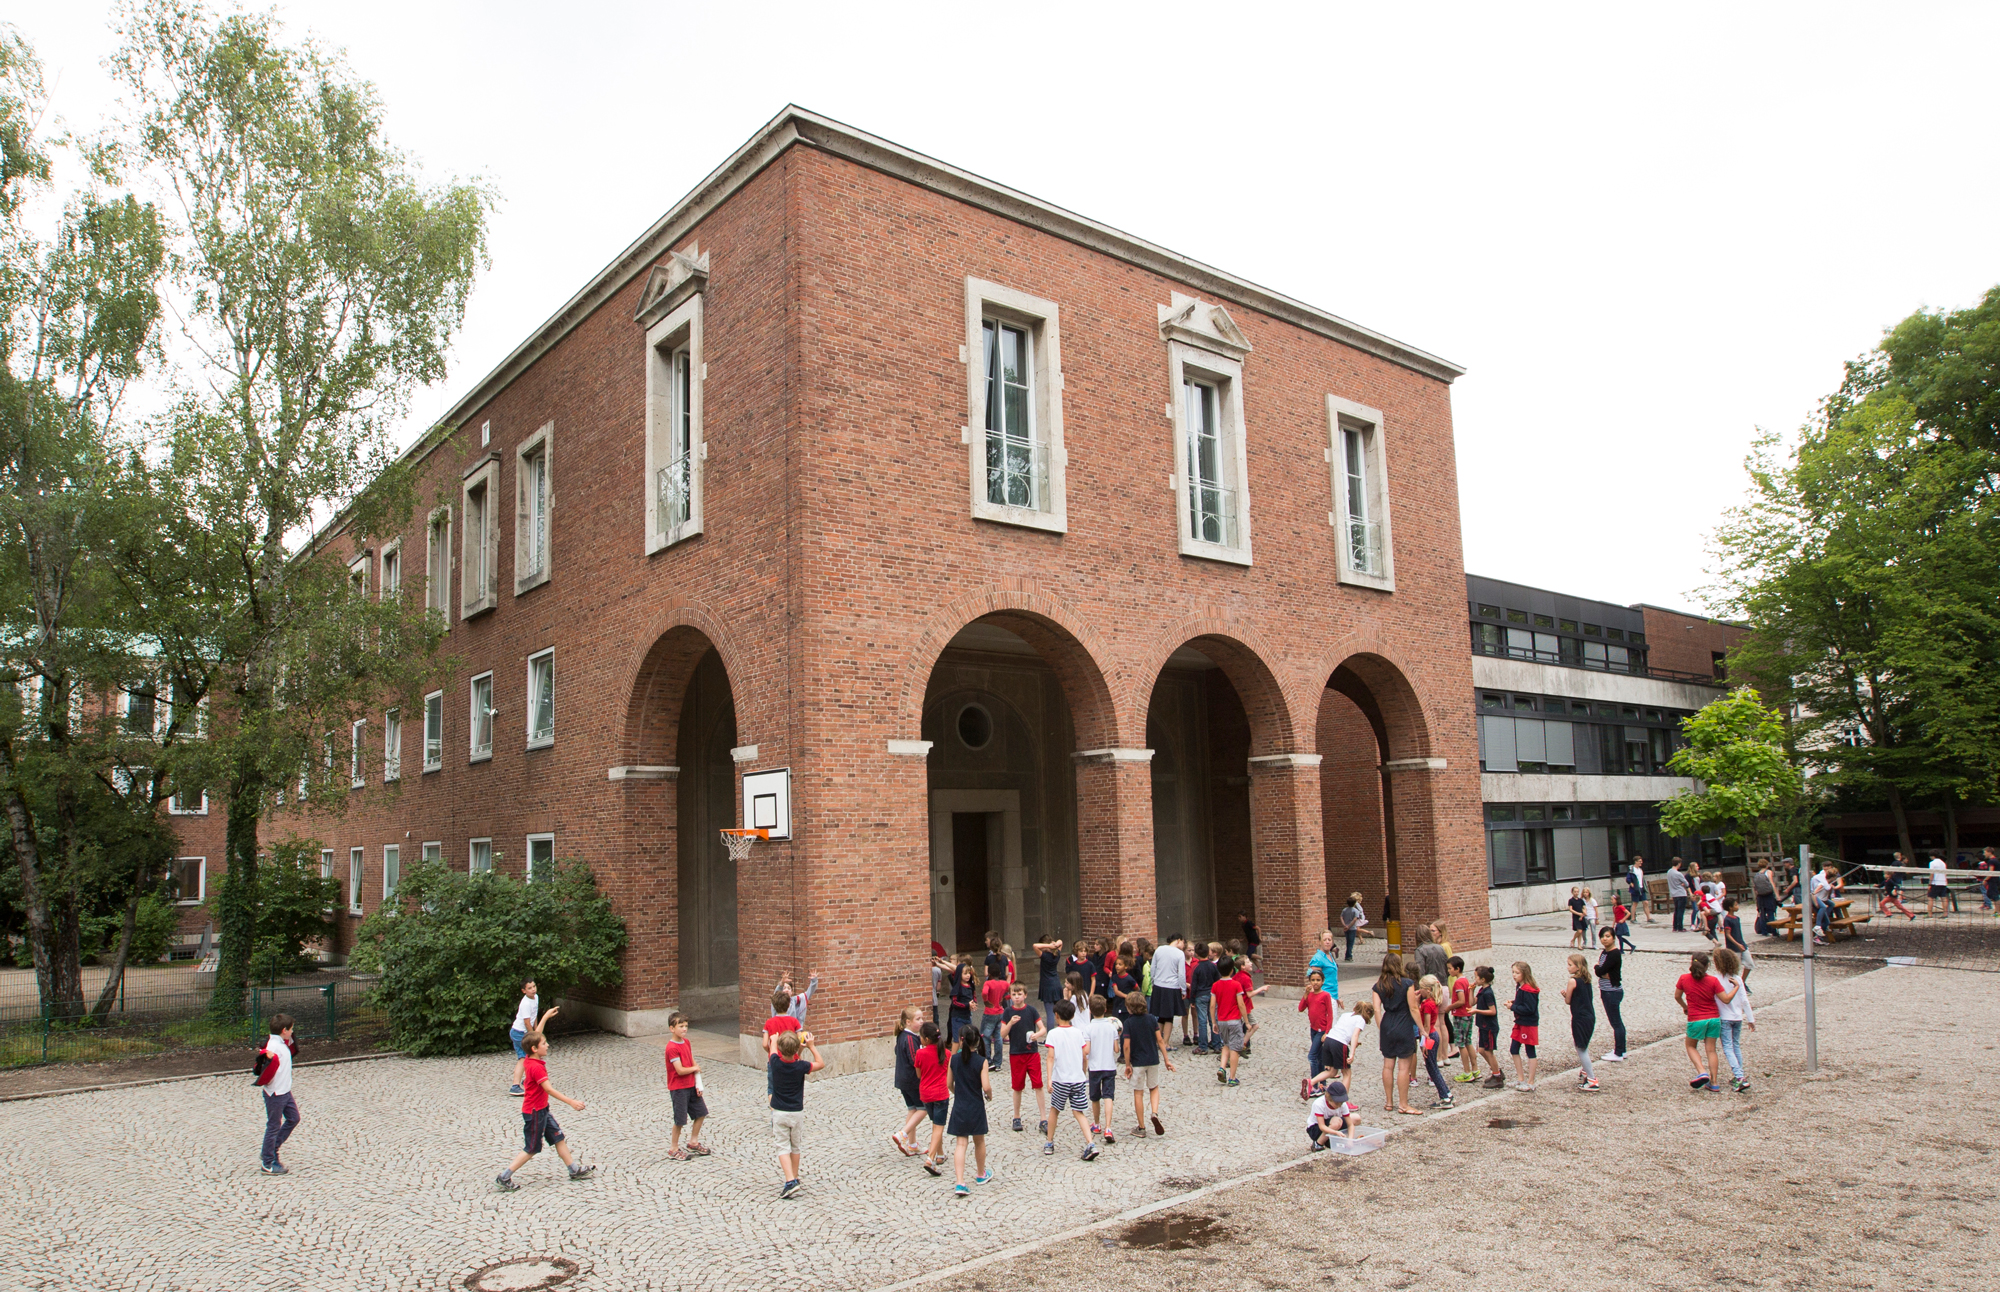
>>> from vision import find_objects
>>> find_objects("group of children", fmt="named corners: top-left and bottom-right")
top-left (1565, 887), bottom-right (1638, 953)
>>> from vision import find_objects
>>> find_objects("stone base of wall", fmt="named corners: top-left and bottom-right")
top-left (1487, 879), bottom-right (1622, 922)
top-left (560, 997), bottom-right (679, 1038)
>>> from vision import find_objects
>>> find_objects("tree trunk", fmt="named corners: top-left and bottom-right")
top-left (1886, 783), bottom-right (1917, 864)
top-left (207, 769), bottom-right (263, 1021)
top-left (91, 891), bottom-right (141, 1018)
top-left (0, 739), bottom-right (60, 1013)
top-left (1942, 797), bottom-right (1960, 866)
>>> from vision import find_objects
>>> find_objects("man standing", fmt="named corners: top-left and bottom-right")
top-left (1627, 857), bottom-right (1653, 924)
top-left (1751, 860), bottom-right (1778, 936)
top-left (1666, 859), bottom-right (1690, 933)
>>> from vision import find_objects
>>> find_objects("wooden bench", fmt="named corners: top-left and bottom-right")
top-left (1646, 878), bottom-right (1673, 915)
top-left (1829, 913), bottom-right (1871, 937)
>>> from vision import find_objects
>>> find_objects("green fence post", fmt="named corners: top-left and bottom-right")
top-left (323, 982), bottom-right (337, 1041)
top-left (251, 987), bottom-right (261, 1043)
top-left (41, 1001), bottom-right (49, 1064)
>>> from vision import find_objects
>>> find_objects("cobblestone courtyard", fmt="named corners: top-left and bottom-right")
top-left (1, 934), bottom-right (1887, 1291)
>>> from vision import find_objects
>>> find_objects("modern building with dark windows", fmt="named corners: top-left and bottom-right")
top-left (1466, 575), bottom-right (1749, 916)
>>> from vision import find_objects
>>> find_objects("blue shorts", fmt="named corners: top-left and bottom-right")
top-left (1088, 1070), bottom-right (1116, 1102)
top-left (510, 1027), bottom-right (528, 1059)
top-left (522, 1107), bottom-right (564, 1154)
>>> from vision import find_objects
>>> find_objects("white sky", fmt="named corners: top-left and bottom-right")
top-left (19, 2), bottom-right (2000, 614)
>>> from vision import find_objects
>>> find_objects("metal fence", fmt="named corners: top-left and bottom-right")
top-left (0, 978), bottom-right (383, 1069)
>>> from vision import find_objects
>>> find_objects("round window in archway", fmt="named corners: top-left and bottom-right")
top-left (956, 703), bottom-right (994, 750)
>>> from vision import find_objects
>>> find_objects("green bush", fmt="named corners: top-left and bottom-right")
top-left (239, 840), bottom-right (341, 985)
top-left (78, 893), bottom-right (182, 966)
top-left (350, 855), bottom-right (625, 1057)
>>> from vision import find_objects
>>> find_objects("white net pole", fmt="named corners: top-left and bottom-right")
top-left (1800, 843), bottom-right (1818, 1072)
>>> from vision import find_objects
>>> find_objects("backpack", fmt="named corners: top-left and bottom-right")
top-left (251, 1036), bottom-right (298, 1086)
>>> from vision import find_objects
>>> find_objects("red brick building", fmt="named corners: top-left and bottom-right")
top-left (228, 108), bottom-right (1486, 1071)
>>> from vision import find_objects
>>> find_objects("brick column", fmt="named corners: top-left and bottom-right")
top-left (1247, 753), bottom-right (1326, 988)
top-left (1073, 749), bottom-right (1157, 941)
top-left (1384, 758), bottom-right (1491, 953)
top-left (1317, 690), bottom-right (1389, 926)
top-left (599, 767), bottom-right (679, 1026)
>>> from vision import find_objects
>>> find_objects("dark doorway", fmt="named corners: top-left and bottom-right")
top-left (952, 812), bottom-right (993, 951)
top-left (676, 649), bottom-right (738, 1022)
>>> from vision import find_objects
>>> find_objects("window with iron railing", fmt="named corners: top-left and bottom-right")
top-left (423, 690), bottom-right (443, 771)
top-left (1184, 377), bottom-right (1237, 547)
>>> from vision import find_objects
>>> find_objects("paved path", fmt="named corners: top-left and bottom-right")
top-left (0, 940), bottom-right (1841, 1292)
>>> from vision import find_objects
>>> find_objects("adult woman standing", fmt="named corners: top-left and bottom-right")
top-left (1308, 930), bottom-right (1343, 1001)
top-left (1371, 953), bottom-right (1422, 1116)
top-left (1595, 927), bottom-right (1627, 1063)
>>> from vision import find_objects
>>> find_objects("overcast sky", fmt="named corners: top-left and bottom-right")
top-left (21, 3), bottom-right (2000, 614)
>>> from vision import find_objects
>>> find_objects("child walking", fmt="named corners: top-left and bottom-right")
top-left (945, 1026), bottom-right (993, 1196)
top-left (890, 1006), bottom-right (928, 1156)
top-left (1562, 953), bottom-right (1599, 1092)
top-left (1612, 898), bottom-right (1637, 952)
top-left (768, 1029), bottom-right (825, 1198)
top-left (1001, 984), bottom-right (1048, 1136)
top-left (254, 1013), bottom-right (300, 1175)
top-left (1122, 989), bottom-right (1175, 1136)
top-left (1674, 951), bottom-right (1724, 1093)
top-left (1713, 947), bottom-right (1756, 1092)
top-left (1415, 975), bottom-right (1455, 1108)
top-left (911, 1021), bottom-right (951, 1175)
top-left (663, 1013), bottom-right (709, 1160)
top-left (1507, 962), bottom-right (1541, 1092)
top-left (1084, 994), bottom-right (1122, 1143)
top-left (495, 1031), bottom-right (594, 1191)
top-left (1043, 1000), bottom-right (1100, 1160)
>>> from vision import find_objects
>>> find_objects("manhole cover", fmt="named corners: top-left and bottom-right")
top-left (465, 1257), bottom-right (579, 1291)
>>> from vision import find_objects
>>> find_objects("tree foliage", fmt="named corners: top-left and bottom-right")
top-left (350, 858), bottom-right (625, 1057)
top-left (239, 837), bottom-right (338, 986)
top-left (1712, 286), bottom-right (2000, 859)
top-left (1658, 688), bottom-right (1805, 846)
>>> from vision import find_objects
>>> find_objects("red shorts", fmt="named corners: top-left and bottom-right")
top-left (1009, 1051), bottom-right (1043, 1091)
top-left (1510, 1025), bottom-right (1539, 1047)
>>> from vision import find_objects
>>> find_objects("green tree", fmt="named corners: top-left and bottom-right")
top-left (0, 24), bottom-right (176, 1017)
top-left (350, 857), bottom-right (625, 1057)
top-left (1713, 287), bottom-right (2000, 860)
top-left (1657, 687), bottom-right (1806, 848)
top-left (109, 1), bottom-right (488, 1018)
top-left (239, 838), bottom-right (338, 985)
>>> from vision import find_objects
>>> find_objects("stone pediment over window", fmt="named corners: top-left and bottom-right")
top-left (635, 247), bottom-right (709, 327)
top-left (1158, 292), bottom-right (1252, 360)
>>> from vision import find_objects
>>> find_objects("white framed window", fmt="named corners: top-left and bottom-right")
top-left (168, 779), bottom-right (207, 815)
top-left (380, 539), bottom-right (401, 600)
top-left (422, 841), bottom-right (441, 866)
top-left (964, 278), bottom-right (1066, 532)
top-left (526, 833), bottom-right (554, 884)
top-left (383, 708), bottom-right (401, 782)
top-left (423, 690), bottom-right (443, 772)
top-left (640, 249), bottom-right (708, 553)
top-left (1326, 395), bottom-right (1395, 591)
top-left (426, 505), bottom-right (452, 617)
top-left (122, 678), bottom-right (158, 734)
top-left (469, 672), bottom-right (493, 761)
top-left (481, 419), bottom-right (491, 447)
top-left (1159, 294), bottom-right (1254, 565)
top-left (320, 848), bottom-right (335, 913)
top-left (461, 457), bottom-right (500, 617)
top-left (350, 719), bottom-right (366, 788)
top-left (526, 650), bottom-right (554, 748)
top-left (171, 856), bottom-right (205, 905)
top-left (469, 837), bottom-right (492, 875)
top-left (347, 552), bottom-right (368, 598)
top-left (382, 844), bottom-right (400, 902)
top-left (347, 847), bottom-right (364, 914)
top-left (515, 422), bottom-right (553, 594)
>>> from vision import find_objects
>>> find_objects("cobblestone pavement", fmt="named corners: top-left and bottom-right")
top-left (0, 941), bottom-right (1852, 1292)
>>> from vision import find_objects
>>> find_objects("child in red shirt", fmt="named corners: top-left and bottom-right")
top-left (495, 1032), bottom-right (593, 1190)
top-left (1298, 969), bottom-right (1335, 1096)
top-left (1448, 957), bottom-right (1478, 1082)
top-left (910, 1021), bottom-right (952, 1175)
top-left (1612, 901), bottom-right (1636, 952)
top-left (662, 1012), bottom-right (707, 1160)
top-left (979, 971), bottom-right (1010, 1073)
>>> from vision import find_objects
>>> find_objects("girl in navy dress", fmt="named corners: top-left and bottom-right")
top-left (946, 1025), bottom-right (993, 1196)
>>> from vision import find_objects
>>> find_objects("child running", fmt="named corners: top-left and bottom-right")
top-left (1474, 966), bottom-right (1504, 1088)
top-left (1674, 951), bottom-right (1725, 1093)
top-left (890, 1006), bottom-right (928, 1156)
top-left (1043, 1000), bottom-right (1099, 1160)
top-left (1562, 953), bottom-right (1599, 1092)
top-left (663, 1012), bottom-right (709, 1160)
top-left (1001, 983), bottom-right (1048, 1136)
top-left (945, 1025), bottom-right (993, 1196)
top-left (495, 1031), bottom-right (594, 1191)
top-left (1713, 947), bottom-right (1755, 1092)
top-left (1507, 962), bottom-right (1541, 1092)
top-left (1122, 988), bottom-right (1175, 1136)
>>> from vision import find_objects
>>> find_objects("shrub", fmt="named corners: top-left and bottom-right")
top-left (78, 893), bottom-right (181, 966)
top-left (350, 855), bottom-right (625, 1056)
top-left (241, 840), bottom-right (342, 985)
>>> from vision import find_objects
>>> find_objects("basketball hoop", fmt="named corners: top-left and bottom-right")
top-left (720, 828), bottom-right (768, 862)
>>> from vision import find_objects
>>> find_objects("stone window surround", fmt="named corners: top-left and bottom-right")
top-left (963, 276), bottom-right (1067, 534)
top-left (173, 856), bottom-right (205, 906)
top-left (425, 504), bottom-right (452, 621)
top-left (514, 421), bottom-right (553, 596)
top-left (378, 538), bottom-right (401, 600)
top-left (461, 455), bottom-right (500, 619)
top-left (1165, 339), bottom-right (1253, 566)
top-left (644, 290), bottom-right (705, 554)
top-left (1326, 394), bottom-right (1396, 593)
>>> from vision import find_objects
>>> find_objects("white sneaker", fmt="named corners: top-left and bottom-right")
top-left (1600, 1053), bottom-right (1625, 1063)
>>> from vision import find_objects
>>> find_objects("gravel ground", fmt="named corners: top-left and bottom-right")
top-left (914, 959), bottom-right (1998, 1292)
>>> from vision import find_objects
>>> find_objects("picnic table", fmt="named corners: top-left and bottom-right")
top-left (1767, 897), bottom-right (1871, 941)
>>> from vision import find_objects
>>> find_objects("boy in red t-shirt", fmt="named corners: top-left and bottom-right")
top-left (1234, 956), bottom-right (1268, 1056)
top-left (979, 971), bottom-right (1010, 1073)
top-left (1448, 956), bottom-right (1478, 1081)
top-left (1209, 962), bottom-right (1248, 1086)
top-left (495, 1032), bottom-right (593, 1190)
top-left (663, 1012), bottom-right (707, 1160)
top-left (1297, 969), bottom-right (1335, 1098)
